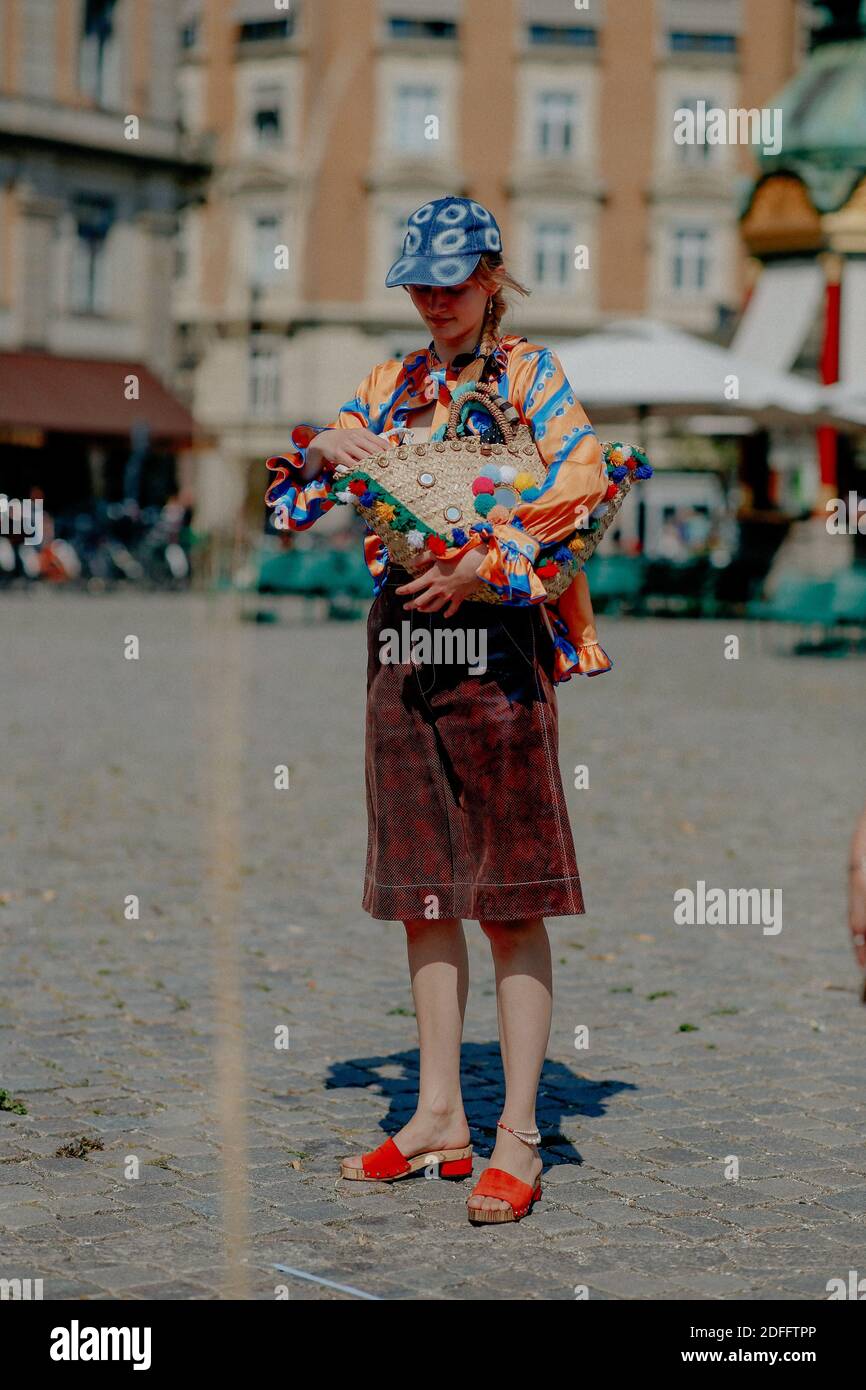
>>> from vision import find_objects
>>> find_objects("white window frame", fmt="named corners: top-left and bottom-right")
top-left (69, 195), bottom-right (115, 314)
top-left (531, 219), bottom-right (573, 292)
top-left (669, 224), bottom-right (713, 295)
top-left (391, 81), bottom-right (441, 154)
top-left (534, 89), bottom-right (580, 157)
top-left (250, 80), bottom-right (285, 148)
top-left (248, 339), bottom-right (281, 417)
top-left (78, 0), bottom-right (121, 108)
top-left (250, 211), bottom-right (284, 289)
top-left (674, 95), bottom-right (724, 167)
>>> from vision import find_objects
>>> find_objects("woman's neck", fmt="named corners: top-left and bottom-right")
top-left (431, 322), bottom-right (485, 366)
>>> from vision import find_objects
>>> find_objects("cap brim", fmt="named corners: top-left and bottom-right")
top-left (385, 252), bottom-right (482, 289)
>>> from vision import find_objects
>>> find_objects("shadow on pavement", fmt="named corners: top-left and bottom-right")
top-left (326, 1042), bottom-right (636, 1166)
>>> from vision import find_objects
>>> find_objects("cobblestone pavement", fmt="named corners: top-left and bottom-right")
top-left (1, 590), bottom-right (864, 1301)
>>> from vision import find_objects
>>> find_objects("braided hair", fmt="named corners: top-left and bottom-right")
top-left (454, 253), bottom-right (530, 389)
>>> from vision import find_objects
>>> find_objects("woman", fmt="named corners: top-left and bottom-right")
top-left (266, 197), bottom-right (611, 1223)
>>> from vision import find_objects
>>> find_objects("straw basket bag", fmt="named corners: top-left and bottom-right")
top-left (330, 381), bottom-right (652, 603)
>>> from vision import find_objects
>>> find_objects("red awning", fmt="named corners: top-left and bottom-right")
top-left (0, 351), bottom-right (197, 445)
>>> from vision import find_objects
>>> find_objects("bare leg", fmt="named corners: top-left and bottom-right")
top-left (342, 918), bottom-right (470, 1167)
top-left (467, 917), bottom-right (550, 1216)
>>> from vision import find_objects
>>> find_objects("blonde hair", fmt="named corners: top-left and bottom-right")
top-left (457, 254), bottom-right (530, 387)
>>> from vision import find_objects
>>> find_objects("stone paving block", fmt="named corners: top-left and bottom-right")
top-left (813, 1188), bottom-right (866, 1214)
top-left (57, 1213), bottom-right (141, 1239)
top-left (574, 1269), bottom-right (665, 1299)
top-left (658, 1215), bottom-right (734, 1240)
top-left (577, 1199), bottom-right (648, 1227)
top-left (1, 1204), bottom-right (56, 1230)
top-left (0, 1184), bottom-right (48, 1207)
top-left (720, 1207), bottom-right (806, 1231)
top-left (735, 1177), bottom-right (826, 1200)
top-left (76, 1263), bottom-right (180, 1291)
top-left (633, 1192), bottom-right (721, 1216)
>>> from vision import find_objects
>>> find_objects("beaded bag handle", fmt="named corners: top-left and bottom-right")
top-left (444, 386), bottom-right (524, 446)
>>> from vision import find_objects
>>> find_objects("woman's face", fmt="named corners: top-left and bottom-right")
top-left (406, 277), bottom-right (488, 344)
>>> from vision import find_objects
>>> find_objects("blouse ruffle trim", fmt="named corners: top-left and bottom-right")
top-left (548, 608), bottom-right (613, 682)
top-left (265, 424), bottom-right (336, 528)
top-left (474, 527), bottom-right (546, 604)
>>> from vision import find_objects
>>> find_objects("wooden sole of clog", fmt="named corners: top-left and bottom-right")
top-left (340, 1145), bottom-right (473, 1182)
top-left (467, 1185), bottom-right (542, 1224)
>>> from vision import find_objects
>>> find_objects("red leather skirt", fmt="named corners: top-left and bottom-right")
top-left (362, 565), bottom-right (585, 922)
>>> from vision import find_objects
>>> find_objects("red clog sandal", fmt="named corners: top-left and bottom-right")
top-left (340, 1136), bottom-right (473, 1182)
top-left (467, 1167), bottom-right (542, 1224)
top-left (467, 1120), bottom-right (543, 1224)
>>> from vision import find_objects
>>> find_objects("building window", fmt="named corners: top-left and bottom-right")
top-left (387, 17), bottom-right (458, 40)
top-left (251, 83), bottom-right (284, 146)
top-left (175, 214), bottom-right (199, 285)
top-left (393, 83), bottom-right (439, 153)
top-left (180, 19), bottom-right (199, 51)
top-left (674, 97), bottom-right (722, 166)
top-left (70, 195), bottom-right (115, 313)
top-left (238, 18), bottom-right (293, 44)
top-left (532, 221), bottom-right (572, 291)
top-left (78, 0), bottom-right (120, 107)
top-left (174, 218), bottom-right (189, 281)
top-left (250, 213), bottom-right (283, 288)
top-left (527, 24), bottom-right (597, 48)
top-left (249, 342), bottom-right (281, 416)
top-left (669, 32), bottom-right (737, 54)
top-left (535, 91), bottom-right (579, 157)
top-left (670, 227), bottom-right (711, 294)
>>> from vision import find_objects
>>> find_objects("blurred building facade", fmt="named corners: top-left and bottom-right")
top-left (174, 0), bottom-right (812, 519)
top-left (0, 0), bottom-right (206, 512)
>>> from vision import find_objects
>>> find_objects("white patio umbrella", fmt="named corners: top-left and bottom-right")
top-left (820, 381), bottom-right (866, 430)
top-left (550, 319), bottom-right (866, 432)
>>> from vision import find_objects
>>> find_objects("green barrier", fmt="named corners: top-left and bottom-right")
top-left (584, 555), bottom-right (646, 608)
top-left (747, 576), bottom-right (837, 625)
top-left (257, 547), bottom-right (373, 598)
top-left (831, 568), bottom-right (866, 625)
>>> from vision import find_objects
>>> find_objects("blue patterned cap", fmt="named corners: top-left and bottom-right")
top-left (385, 196), bottom-right (503, 288)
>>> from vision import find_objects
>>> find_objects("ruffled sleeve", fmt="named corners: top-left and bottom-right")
top-left (264, 380), bottom-right (378, 531)
top-left (547, 572), bottom-right (612, 681)
top-left (474, 344), bottom-right (608, 602)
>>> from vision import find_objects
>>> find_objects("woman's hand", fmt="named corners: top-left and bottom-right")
top-left (302, 428), bottom-right (383, 481)
top-left (396, 545), bottom-right (486, 618)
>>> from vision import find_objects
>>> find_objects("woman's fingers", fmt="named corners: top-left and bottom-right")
top-left (327, 430), bottom-right (384, 468)
top-left (343, 443), bottom-right (379, 464)
top-left (403, 577), bottom-right (445, 611)
top-left (345, 430), bottom-right (383, 457)
top-left (355, 435), bottom-right (385, 456)
top-left (395, 572), bottom-right (432, 595)
top-left (411, 592), bottom-right (447, 613)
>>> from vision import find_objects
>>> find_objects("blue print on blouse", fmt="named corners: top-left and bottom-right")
top-left (524, 350), bottom-right (561, 410)
top-left (531, 379), bottom-right (571, 425)
top-left (552, 423), bottom-right (597, 464)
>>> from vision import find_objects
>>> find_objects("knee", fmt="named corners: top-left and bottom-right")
top-left (402, 916), bottom-right (460, 941)
top-left (478, 917), bottom-right (542, 949)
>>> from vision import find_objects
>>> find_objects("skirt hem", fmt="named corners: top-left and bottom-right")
top-left (362, 875), bottom-right (586, 922)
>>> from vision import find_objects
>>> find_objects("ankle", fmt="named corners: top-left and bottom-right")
top-left (417, 1098), bottom-right (465, 1121)
top-left (497, 1118), bottom-right (541, 1147)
